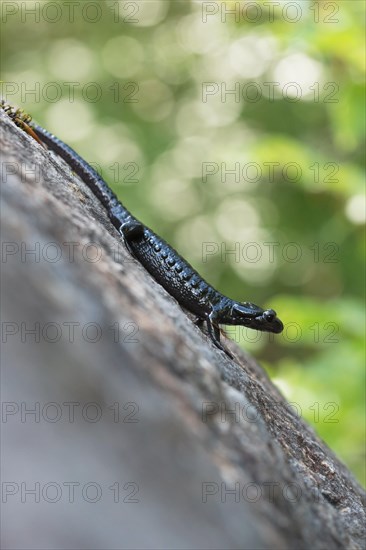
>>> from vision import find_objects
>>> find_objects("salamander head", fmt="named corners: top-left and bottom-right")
top-left (217, 300), bottom-right (284, 333)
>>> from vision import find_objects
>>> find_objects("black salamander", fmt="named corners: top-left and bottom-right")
top-left (1, 102), bottom-right (284, 357)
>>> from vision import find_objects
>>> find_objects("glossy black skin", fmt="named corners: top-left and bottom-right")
top-left (31, 123), bottom-right (284, 356)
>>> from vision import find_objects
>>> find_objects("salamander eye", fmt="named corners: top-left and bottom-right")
top-left (263, 309), bottom-right (276, 322)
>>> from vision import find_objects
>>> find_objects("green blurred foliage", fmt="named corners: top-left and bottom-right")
top-left (2, 0), bottom-right (365, 485)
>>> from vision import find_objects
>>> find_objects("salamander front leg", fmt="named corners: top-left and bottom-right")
top-left (206, 315), bottom-right (233, 359)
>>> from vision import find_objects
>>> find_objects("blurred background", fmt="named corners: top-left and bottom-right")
top-left (2, 0), bottom-right (365, 485)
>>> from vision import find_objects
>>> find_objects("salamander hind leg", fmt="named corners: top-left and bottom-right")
top-left (119, 219), bottom-right (145, 256)
top-left (119, 219), bottom-right (145, 241)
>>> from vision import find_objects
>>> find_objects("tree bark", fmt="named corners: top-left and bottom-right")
top-left (1, 111), bottom-right (365, 550)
